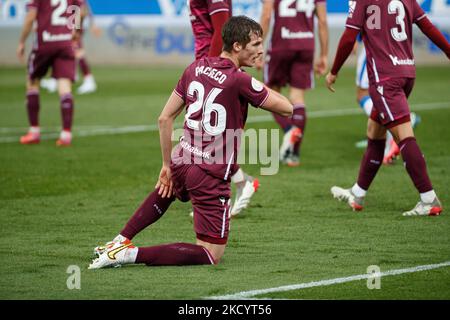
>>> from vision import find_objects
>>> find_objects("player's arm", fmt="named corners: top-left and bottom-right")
top-left (260, 88), bottom-right (293, 117)
top-left (259, 0), bottom-right (274, 44)
top-left (416, 17), bottom-right (450, 59)
top-left (325, 27), bottom-right (360, 92)
top-left (255, 0), bottom-right (274, 70)
top-left (314, 2), bottom-right (329, 75)
top-left (17, 9), bottom-right (37, 61)
top-left (209, 11), bottom-right (230, 57)
top-left (157, 91), bottom-right (185, 197)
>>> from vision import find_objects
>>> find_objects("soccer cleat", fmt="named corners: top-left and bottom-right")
top-left (230, 178), bottom-right (259, 217)
top-left (280, 127), bottom-right (302, 163)
top-left (383, 140), bottom-right (400, 165)
top-left (402, 198), bottom-right (442, 217)
top-left (331, 186), bottom-right (364, 211)
top-left (40, 78), bottom-right (57, 93)
top-left (20, 131), bottom-right (40, 145)
top-left (56, 130), bottom-right (72, 147)
top-left (89, 239), bottom-right (135, 269)
top-left (77, 76), bottom-right (97, 95)
top-left (286, 154), bottom-right (300, 167)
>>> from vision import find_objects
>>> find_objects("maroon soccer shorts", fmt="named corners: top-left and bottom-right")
top-left (264, 49), bottom-right (314, 90)
top-left (27, 46), bottom-right (76, 82)
top-left (170, 162), bottom-right (231, 245)
top-left (369, 77), bottom-right (415, 129)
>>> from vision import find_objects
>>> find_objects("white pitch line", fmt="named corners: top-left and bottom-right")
top-left (0, 101), bottom-right (448, 144)
top-left (207, 261), bottom-right (450, 300)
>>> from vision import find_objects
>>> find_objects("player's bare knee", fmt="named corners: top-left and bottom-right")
top-left (57, 78), bottom-right (72, 96)
top-left (366, 118), bottom-right (386, 140)
top-left (27, 79), bottom-right (40, 93)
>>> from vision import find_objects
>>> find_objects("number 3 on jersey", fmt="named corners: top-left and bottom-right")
top-left (185, 81), bottom-right (227, 136)
top-left (388, 0), bottom-right (407, 42)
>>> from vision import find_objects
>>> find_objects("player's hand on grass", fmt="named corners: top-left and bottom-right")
top-left (325, 72), bottom-right (337, 93)
top-left (156, 165), bottom-right (173, 198)
top-left (314, 55), bottom-right (328, 76)
top-left (17, 42), bottom-right (25, 63)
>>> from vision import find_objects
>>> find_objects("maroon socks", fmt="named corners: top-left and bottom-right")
top-left (78, 58), bottom-right (91, 77)
top-left (357, 138), bottom-right (386, 190)
top-left (292, 104), bottom-right (307, 154)
top-left (60, 93), bottom-right (74, 131)
top-left (26, 90), bottom-right (40, 127)
top-left (136, 242), bottom-right (215, 266)
top-left (120, 189), bottom-right (175, 240)
top-left (399, 137), bottom-right (433, 193)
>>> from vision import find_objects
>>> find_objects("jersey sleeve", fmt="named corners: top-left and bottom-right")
top-left (412, 0), bottom-right (427, 23)
top-left (174, 68), bottom-right (189, 103)
top-left (346, 0), bottom-right (366, 30)
top-left (237, 72), bottom-right (269, 108)
top-left (206, 0), bottom-right (230, 16)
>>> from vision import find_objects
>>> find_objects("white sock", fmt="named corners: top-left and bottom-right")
top-left (60, 130), bottom-right (72, 140)
top-left (29, 126), bottom-right (40, 134)
top-left (114, 234), bottom-right (128, 243)
top-left (351, 183), bottom-right (367, 197)
top-left (123, 247), bottom-right (138, 264)
top-left (231, 168), bottom-right (245, 184)
top-left (384, 132), bottom-right (394, 156)
top-left (420, 190), bottom-right (436, 203)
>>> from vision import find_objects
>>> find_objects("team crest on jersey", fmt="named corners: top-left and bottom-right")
top-left (348, 1), bottom-right (357, 18)
top-left (251, 77), bottom-right (264, 92)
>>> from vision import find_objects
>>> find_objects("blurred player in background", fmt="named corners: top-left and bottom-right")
top-left (327, 0), bottom-right (449, 216)
top-left (41, 1), bottom-right (99, 94)
top-left (258, 0), bottom-right (329, 167)
top-left (17, 0), bottom-right (85, 146)
top-left (353, 35), bottom-right (420, 165)
top-left (188, 0), bottom-right (259, 217)
top-left (89, 16), bottom-right (293, 269)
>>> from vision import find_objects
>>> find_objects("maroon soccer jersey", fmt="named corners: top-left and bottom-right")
top-left (173, 57), bottom-right (269, 180)
top-left (26, 0), bottom-right (84, 49)
top-left (267, 0), bottom-right (326, 51)
top-left (346, 0), bottom-right (426, 84)
top-left (188, 0), bottom-right (232, 60)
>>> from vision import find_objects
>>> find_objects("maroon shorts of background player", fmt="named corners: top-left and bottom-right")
top-left (369, 77), bottom-right (415, 129)
top-left (170, 161), bottom-right (231, 245)
top-left (265, 49), bottom-right (314, 89)
top-left (28, 46), bottom-right (76, 81)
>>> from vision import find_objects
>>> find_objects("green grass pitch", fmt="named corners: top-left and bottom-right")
top-left (0, 65), bottom-right (449, 299)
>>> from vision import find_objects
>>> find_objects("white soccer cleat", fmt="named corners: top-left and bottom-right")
top-left (93, 234), bottom-right (126, 257)
top-left (77, 76), bottom-right (97, 95)
top-left (230, 178), bottom-right (259, 217)
top-left (280, 127), bottom-right (302, 163)
top-left (331, 186), bottom-right (364, 211)
top-left (402, 198), bottom-right (442, 217)
top-left (89, 239), bottom-right (135, 269)
top-left (40, 78), bottom-right (57, 93)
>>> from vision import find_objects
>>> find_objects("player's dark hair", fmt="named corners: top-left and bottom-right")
top-left (222, 16), bottom-right (263, 53)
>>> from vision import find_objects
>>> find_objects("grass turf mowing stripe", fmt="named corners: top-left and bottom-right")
top-left (1, 101), bottom-right (448, 143)
top-left (207, 261), bottom-right (450, 300)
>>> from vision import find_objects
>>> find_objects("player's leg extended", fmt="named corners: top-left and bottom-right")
top-left (20, 78), bottom-right (41, 144)
top-left (331, 118), bottom-right (386, 211)
top-left (389, 122), bottom-right (442, 216)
